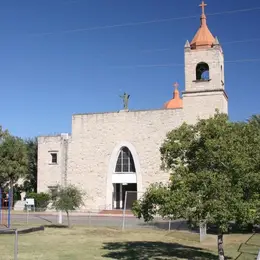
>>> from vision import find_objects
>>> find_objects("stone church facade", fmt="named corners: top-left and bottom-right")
top-left (37, 2), bottom-right (228, 211)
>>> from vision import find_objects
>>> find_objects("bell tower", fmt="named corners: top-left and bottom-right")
top-left (183, 1), bottom-right (228, 124)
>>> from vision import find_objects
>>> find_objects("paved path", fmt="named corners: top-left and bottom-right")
top-left (11, 213), bottom-right (188, 231)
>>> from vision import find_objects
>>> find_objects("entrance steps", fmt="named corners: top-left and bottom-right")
top-left (99, 209), bottom-right (133, 216)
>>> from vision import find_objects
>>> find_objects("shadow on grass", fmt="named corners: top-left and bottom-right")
top-left (35, 215), bottom-right (53, 224)
top-left (102, 241), bottom-right (227, 260)
top-left (44, 224), bottom-right (68, 229)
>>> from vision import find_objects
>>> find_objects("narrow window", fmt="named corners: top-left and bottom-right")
top-left (196, 62), bottom-right (210, 81)
top-left (51, 153), bottom-right (57, 164)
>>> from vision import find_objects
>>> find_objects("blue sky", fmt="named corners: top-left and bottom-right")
top-left (0, 0), bottom-right (260, 138)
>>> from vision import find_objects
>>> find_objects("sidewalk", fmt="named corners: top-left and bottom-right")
top-left (11, 210), bottom-right (135, 218)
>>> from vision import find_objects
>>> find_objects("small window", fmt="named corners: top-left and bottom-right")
top-left (51, 153), bottom-right (57, 164)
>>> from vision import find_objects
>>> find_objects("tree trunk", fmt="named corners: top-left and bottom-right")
top-left (66, 211), bottom-right (71, 228)
top-left (217, 233), bottom-right (225, 260)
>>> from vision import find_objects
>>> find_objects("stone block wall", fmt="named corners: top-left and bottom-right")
top-left (183, 90), bottom-right (228, 124)
top-left (37, 135), bottom-right (64, 192)
top-left (67, 109), bottom-right (184, 210)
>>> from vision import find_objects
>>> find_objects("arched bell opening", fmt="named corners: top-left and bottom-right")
top-left (196, 62), bottom-right (210, 81)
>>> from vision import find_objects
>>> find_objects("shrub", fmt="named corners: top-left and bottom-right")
top-left (27, 192), bottom-right (51, 211)
top-left (52, 185), bottom-right (85, 228)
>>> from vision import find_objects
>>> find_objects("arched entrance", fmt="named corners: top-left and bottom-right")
top-left (106, 142), bottom-right (142, 210)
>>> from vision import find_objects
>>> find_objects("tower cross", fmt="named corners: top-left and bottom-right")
top-left (199, 1), bottom-right (207, 15)
top-left (173, 82), bottom-right (179, 90)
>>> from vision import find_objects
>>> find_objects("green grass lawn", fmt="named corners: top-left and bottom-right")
top-left (0, 226), bottom-right (259, 259)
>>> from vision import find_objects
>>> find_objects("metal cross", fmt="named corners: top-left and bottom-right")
top-left (199, 1), bottom-right (207, 15)
top-left (173, 82), bottom-right (179, 90)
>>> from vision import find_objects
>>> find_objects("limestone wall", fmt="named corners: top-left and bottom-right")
top-left (67, 109), bottom-right (184, 210)
top-left (183, 91), bottom-right (228, 124)
top-left (37, 135), bottom-right (63, 192)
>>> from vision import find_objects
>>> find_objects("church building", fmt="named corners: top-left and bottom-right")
top-left (37, 1), bottom-right (228, 211)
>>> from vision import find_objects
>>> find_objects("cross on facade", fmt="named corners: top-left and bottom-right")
top-left (199, 1), bottom-right (207, 15)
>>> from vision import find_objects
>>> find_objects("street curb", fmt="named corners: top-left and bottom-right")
top-left (12, 213), bottom-right (136, 218)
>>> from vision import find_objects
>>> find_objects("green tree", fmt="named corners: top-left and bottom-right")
top-left (52, 184), bottom-right (85, 228)
top-left (23, 138), bottom-right (38, 193)
top-left (0, 134), bottom-right (28, 205)
top-left (133, 113), bottom-right (260, 260)
top-left (248, 114), bottom-right (260, 127)
top-left (0, 125), bottom-right (9, 138)
top-left (0, 126), bottom-right (10, 188)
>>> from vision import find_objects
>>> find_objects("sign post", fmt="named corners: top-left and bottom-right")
top-left (25, 198), bottom-right (35, 225)
top-left (25, 198), bottom-right (35, 211)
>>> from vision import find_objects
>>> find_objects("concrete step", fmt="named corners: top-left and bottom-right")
top-left (99, 209), bottom-right (133, 215)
